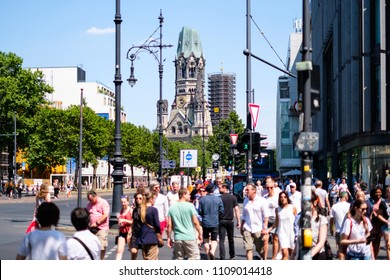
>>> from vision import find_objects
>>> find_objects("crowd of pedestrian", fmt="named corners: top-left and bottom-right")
top-left (14, 175), bottom-right (390, 260)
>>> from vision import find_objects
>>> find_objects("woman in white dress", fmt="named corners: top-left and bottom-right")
top-left (265, 191), bottom-right (297, 260)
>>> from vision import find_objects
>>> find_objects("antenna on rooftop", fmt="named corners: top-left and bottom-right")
top-left (220, 62), bottom-right (224, 73)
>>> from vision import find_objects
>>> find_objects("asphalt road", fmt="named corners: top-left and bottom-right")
top-left (0, 190), bottom-right (387, 260)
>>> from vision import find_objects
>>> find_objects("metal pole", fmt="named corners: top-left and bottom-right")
top-left (299, 0), bottom-right (313, 260)
top-left (202, 100), bottom-right (206, 180)
top-left (13, 112), bottom-right (17, 185)
top-left (77, 89), bottom-right (83, 208)
top-left (111, 0), bottom-right (125, 226)
top-left (245, 0), bottom-right (253, 184)
top-left (158, 10), bottom-right (164, 188)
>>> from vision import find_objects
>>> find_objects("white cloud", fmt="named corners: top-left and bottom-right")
top-left (85, 27), bottom-right (115, 35)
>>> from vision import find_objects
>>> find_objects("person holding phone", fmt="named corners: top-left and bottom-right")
top-left (340, 199), bottom-right (373, 260)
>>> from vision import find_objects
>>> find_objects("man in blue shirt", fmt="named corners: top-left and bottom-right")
top-left (199, 184), bottom-right (224, 259)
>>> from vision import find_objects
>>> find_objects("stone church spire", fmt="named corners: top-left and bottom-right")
top-left (165, 27), bottom-right (212, 141)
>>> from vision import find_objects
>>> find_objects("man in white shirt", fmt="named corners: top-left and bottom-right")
top-left (67, 207), bottom-right (101, 260)
top-left (241, 183), bottom-right (269, 260)
top-left (150, 181), bottom-right (169, 236)
top-left (338, 178), bottom-right (352, 197)
top-left (329, 192), bottom-right (350, 260)
top-left (167, 181), bottom-right (180, 207)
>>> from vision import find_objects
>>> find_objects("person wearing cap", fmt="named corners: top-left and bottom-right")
top-left (330, 191), bottom-right (350, 259)
top-left (199, 184), bottom-right (224, 260)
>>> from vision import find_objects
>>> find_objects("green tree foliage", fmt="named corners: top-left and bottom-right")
top-left (206, 111), bottom-right (245, 169)
top-left (0, 52), bottom-right (53, 151)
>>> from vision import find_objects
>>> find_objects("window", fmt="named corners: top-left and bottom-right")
top-left (279, 79), bottom-right (290, 99)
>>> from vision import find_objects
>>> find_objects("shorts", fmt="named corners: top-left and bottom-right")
top-left (142, 244), bottom-right (159, 260)
top-left (202, 227), bottom-right (219, 241)
top-left (160, 220), bottom-right (167, 235)
top-left (173, 240), bottom-right (200, 260)
top-left (96, 229), bottom-right (109, 250)
top-left (242, 230), bottom-right (265, 252)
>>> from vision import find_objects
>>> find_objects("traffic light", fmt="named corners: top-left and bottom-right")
top-left (241, 132), bottom-right (250, 152)
top-left (226, 155), bottom-right (233, 168)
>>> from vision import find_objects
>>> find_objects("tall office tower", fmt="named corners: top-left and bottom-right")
top-left (207, 71), bottom-right (236, 127)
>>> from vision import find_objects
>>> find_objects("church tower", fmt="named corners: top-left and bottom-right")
top-left (165, 27), bottom-right (212, 141)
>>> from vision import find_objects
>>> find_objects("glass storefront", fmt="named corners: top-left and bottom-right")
top-left (361, 145), bottom-right (390, 189)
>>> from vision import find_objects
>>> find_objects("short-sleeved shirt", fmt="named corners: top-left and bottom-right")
top-left (87, 197), bottom-right (110, 230)
top-left (17, 229), bottom-right (67, 260)
top-left (242, 196), bottom-right (269, 233)
top-left (341, 217), bottom-right (372, 257)
top-left (168, 202), bottom-right (197, 241)
top-left (220, 193), bottom-right (238, 220)
top-left (311, 214), bottom-right (328, 253)
top-left (154, 194), bottom-right (169, 222)
top-left (166, 191), bottom-right (179, 206)
top-left (67, 230), bottom-right (101, 260)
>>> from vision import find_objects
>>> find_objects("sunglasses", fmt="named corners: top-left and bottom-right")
top-left (360, 207), bottom-right (367, 211)
top-left (136, 197), bottom-right (143, 200)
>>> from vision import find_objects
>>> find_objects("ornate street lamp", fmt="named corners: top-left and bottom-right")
top-left (126, 10), bottom-right (172, 188)
top-left (110, 0), bottom-right (126, 226)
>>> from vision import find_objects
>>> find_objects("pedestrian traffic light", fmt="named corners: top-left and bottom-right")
top-left (241, 132), bottom-right (250, 152)
top-left (226, 156), bottom-right (233, 168)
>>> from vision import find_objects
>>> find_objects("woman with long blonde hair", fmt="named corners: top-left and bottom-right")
top-left (137, 191), bottom-right (161, 260)
top-left (36, 184), bottom-right (51, 209)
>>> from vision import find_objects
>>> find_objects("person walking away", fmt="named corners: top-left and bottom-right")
top-left (241, 183), bottom-right (269, 260)
top-left (314, 180), bottom-right (331, 215)
top-left (167, 188), bottom-right (203, 260)
top-left (86, 190), bottom-right (110, 260)
top-left (116, 195), bottom-right (133, 260)
top-left (130, 193), bottom-right (143, 260)
top-left (265, 191), bottom-right (297, 260)
top-left (16, 202), bottom-right (67, 260)
top-left (67, 207), bottom-right (101, 260)
top-left (199, 184), bottom-right (224, 260)
top-left (329, 192), bottom-right (350, 259)
top-left (338, 178), bottom-right (352, 198)
top-left (340, 199), bottom-right (373, 260)
top-left (137, 191), bottom-right (161, 260)
top-left (150, 181), bottom-right (169, 237)
top-left (218, 183), bottom-right (240, 260)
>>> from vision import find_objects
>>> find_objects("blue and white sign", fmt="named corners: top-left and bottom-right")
top-left (180, 149), bottom-right (198, 168)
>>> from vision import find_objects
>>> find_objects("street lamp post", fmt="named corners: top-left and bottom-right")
top-left (126, 10), bottom-right (172, 188)
top-left (110, 0), bottom-right (126, 226)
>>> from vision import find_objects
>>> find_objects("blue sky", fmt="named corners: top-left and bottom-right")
top-left (1, 0), bottom-right (301, 146)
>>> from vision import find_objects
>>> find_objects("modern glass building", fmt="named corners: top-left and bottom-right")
top-left (311, 0), bottom-right (390, 188)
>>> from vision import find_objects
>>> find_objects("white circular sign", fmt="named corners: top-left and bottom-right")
top-left (212, 153), bottom-right (220, 161)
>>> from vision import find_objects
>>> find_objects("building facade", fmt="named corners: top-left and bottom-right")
top-left (207, 72), bottom-right (236, 126)
top-left (26, 66), bottom-right (146, 187)
top-left (311, 0), bottom-right (390, 188)
top-left (276, 31), bottom-right (302, 175)
top-left (165, 27), bottom-right (213, 141)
